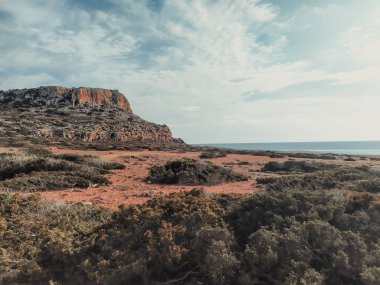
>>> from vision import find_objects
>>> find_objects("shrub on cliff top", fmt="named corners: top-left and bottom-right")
top-left (147, 159), bottom-right (248, 185)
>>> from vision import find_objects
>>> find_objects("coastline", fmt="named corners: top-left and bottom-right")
top-left (195, 140), bottom-right (380, 156)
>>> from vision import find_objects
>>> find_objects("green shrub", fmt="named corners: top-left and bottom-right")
top-left (0, 171), bottom-right (109, 192)
top-left (1, 158), bottom-right (379, 284)
top-left (25, 146), bottom-right (54, 156)
top-left (0, 150), bottom-right (124, 192)
top-left (200, 151), bottom-right (227, 159)
top-left (357, 179), bottom-right (380, 193)
top-left (0, 153), bottom-right (76, 180)
top-left (0, 192), bottom-right (111, 284)
top-left (262, 160), bottom-right (334, 173)
top-left (257, 166), bottom-right (380, 194)
top-left (1, 187), bottom-right (379, 285)
top-left (147, 159), bottom-right (248, 185)
top-left (55, 153), bottom-right (125, 171)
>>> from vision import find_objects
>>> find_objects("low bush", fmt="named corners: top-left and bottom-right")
top-left (200, 151), bottom-right (227, 159)
top-left (357, 178), bottom-right (380, 193)
top-left (0, 193), bottom-right (111, 283)
top-left (0, 153), bottom-right (76, 180)
top-left (269, 153), bottom-right (286, 158)
top-left (262, 160), bottom-right (334, 173)
top-left (55, 153), bottom-right (125, 172)
top-left (147, 159), bottom-right (248, 185)
top-left (0, 171), bottom-right (109, 192)
top-left (0, 148), bottom-right (124, 192)
top-left (0, 186), bottom-right (379, 285)
top-left (258, 165), bottom-right (380, 193)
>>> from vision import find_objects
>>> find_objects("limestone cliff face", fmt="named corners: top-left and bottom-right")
top-left (71, 87), bottom-right (132, 113)
top-left (0, 86), bottom-right (132, 112)
top-left (0, 86), bottom-right (184, 148)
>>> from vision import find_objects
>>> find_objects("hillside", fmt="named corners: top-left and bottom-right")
top-left (0, 86), bottom-right (184, 149)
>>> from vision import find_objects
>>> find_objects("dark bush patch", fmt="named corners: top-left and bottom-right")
top-left (0, 193), bottom-right (111, 284)
top-left (257, 165), bottom-right (380, 194)
top-left (55, 153), bottom-right (125, 171)
top-left (357, 178), bottom-right (380, 193)
top-left (269, 153), bottom-right (286, 158)
top-left (147, 159), bottom-right (248, 185)
top-left (0, 153), bottom-right (77, 180)
top-left (0, 171), bottom-right (109, 192)
top-left (200, 151), bottom-right (227, 159)
top-left (262, 160), bottom-right (335, 173)
top-left (1, 186), bottom-right (379, 285)
top-left (344, 157), bottom-right (356, 161)
top-left (25, 145), bottom-right (54, 156)
top-left (0, 148), bottom-right (124, 191)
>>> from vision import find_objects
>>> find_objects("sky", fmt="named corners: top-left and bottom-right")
top-left (1, 0), bottom-right (379, 143)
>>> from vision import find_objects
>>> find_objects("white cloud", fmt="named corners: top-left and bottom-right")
top-left (0, 0), bottom-right (379, 143)
top-left (183, 106), bottom-right (200, 112)
top-left (0, 73), bottom-right (58, 90)
top-left (341, 26), bottom-right (380, 64)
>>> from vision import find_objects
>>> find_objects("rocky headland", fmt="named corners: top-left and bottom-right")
top-left (0, 86), bottom-right (184, 149)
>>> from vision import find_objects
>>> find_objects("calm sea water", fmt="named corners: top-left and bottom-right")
top-left (196, 141), bottom-right (380, 155)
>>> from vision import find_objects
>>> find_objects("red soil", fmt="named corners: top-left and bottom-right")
top-left (31, 147), bottom-right (287, 210)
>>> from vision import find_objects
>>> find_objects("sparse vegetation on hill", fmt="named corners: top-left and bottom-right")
top-left (147, 159), bottom-right (248, 185)
top-left (0, 148), bottom-right (124, 192)
top-left (0, 86), bottom-right (184, 149)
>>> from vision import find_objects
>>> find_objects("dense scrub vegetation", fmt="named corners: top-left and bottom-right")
top-left (147, 159), bottom-right (248, 185)
top-left (0, 148), bottom-right (124, 191)
top-left (1, 150), bottom-right (379, 284)
top-left (258, 164), bottom-right (380, 193)
top-left (1, 183), bottom-right (379, 284)
top-left (0, 193), bottom-right (112, 284)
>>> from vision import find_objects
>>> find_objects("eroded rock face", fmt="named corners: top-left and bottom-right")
top-left (71, 87), bottom-right (132, 112)
top-left (0, 86), bottom-right (184, 148)
top-left (0, 86), bottom-right (132, 112)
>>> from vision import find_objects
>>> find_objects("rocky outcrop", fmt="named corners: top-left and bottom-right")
top-left (71, 87), bottom-right (132, 112)
top-left (0, 86), bottom-right (184, 148)
top-left (0, 86), bottom-right (132, 112)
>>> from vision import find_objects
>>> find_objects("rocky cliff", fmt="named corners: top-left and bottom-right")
top-left (0, 86), bottom-right (132, 112)
top-left (0, 86), bottom-right (184, 149)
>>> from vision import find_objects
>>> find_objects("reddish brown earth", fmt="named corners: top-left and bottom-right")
top-left (30, 147), bottom-right (287, 210)
top-left (3, 146), bottom-right (379, 210)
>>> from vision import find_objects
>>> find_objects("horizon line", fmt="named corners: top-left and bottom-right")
top-left (192, 140), bottom-right (380, 145)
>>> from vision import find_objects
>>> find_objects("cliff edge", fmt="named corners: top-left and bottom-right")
top-left (0, 86), bottom-right (132, 112)
top-left (0, 86), bottom-right (184, 149)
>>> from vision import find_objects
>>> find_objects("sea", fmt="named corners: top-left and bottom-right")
top-left (196, 141), bottom-right (380, 156)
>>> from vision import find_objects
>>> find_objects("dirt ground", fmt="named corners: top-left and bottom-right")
top-left (4, 146), bottom-right (379, 211)
top-left (19, 147), bottom-right (286, 210)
